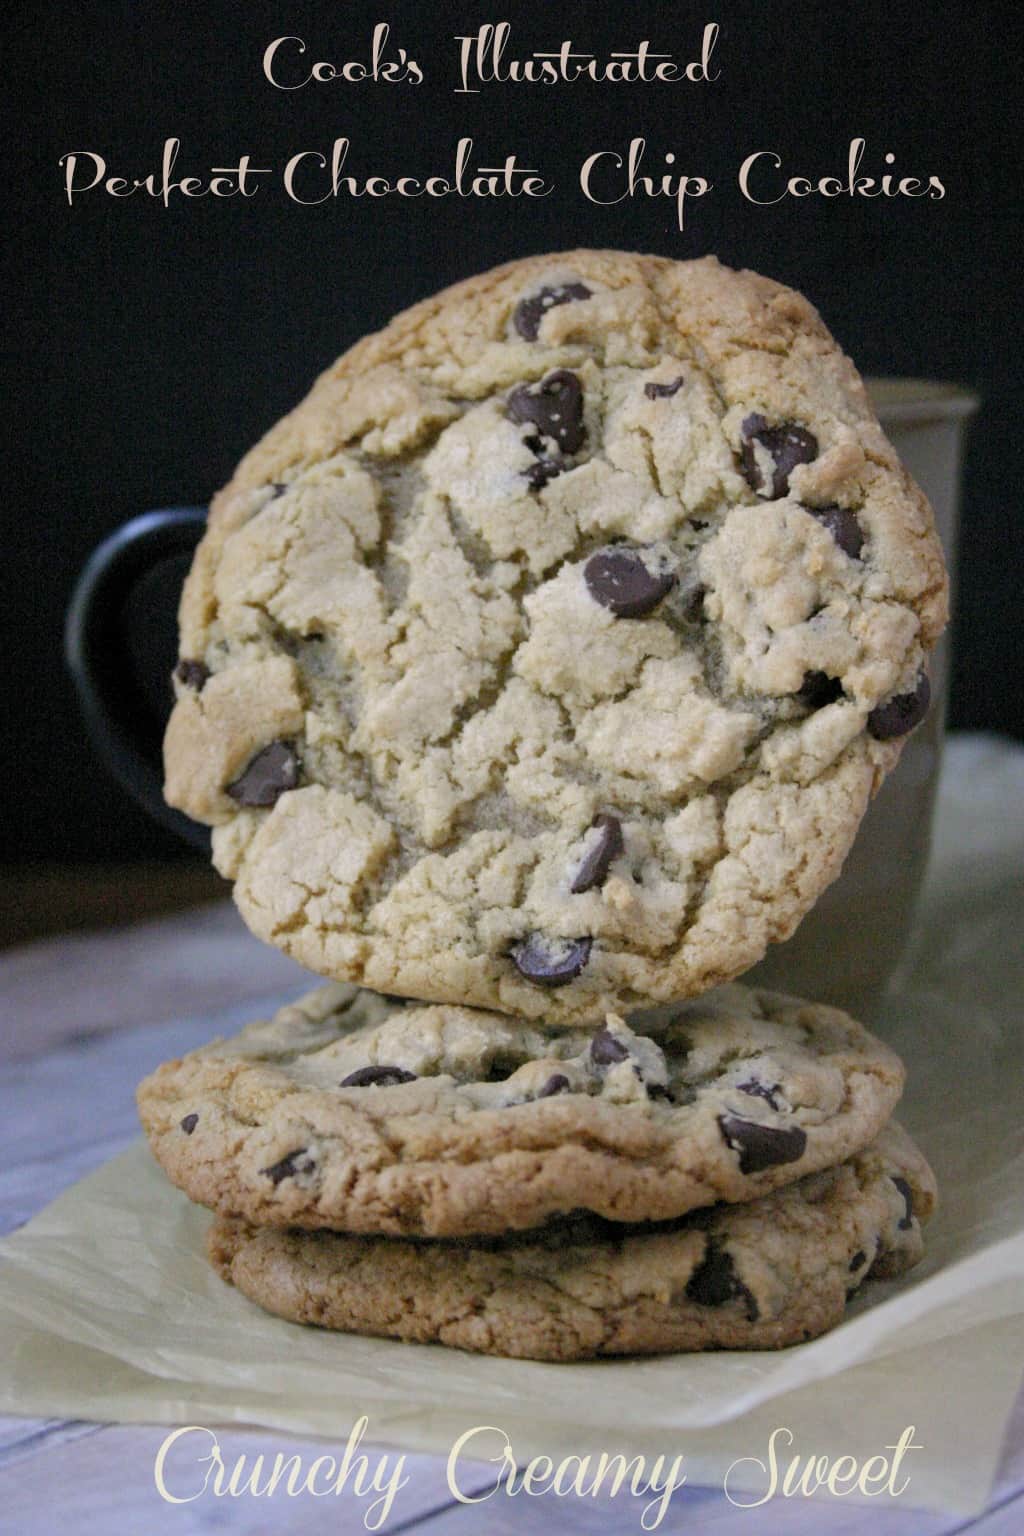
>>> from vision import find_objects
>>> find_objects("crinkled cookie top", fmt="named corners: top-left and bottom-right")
top-left (164, 250), bottom-right (947, 1022)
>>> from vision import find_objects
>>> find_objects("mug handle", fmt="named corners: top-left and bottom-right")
top-left (65, 507), bottom-right (210, 850)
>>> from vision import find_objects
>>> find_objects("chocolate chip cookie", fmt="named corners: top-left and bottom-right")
top-left (207, 1121), bottom-right (935, 1359)
top-left (164, 251), bottom-right (947, 1021)
top-left (137, 981), bottom-right (904, 1237)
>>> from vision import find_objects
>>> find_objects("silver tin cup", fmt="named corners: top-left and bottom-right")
top-left (747, 380), bottom-right (978, 1020)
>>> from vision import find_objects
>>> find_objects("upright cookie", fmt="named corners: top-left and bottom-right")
top-left (208, 1122), bottom-right (936, 1360)
top-left (137, 981), bottom-right (904, 1237)
top-left (164, 251), bottom-right (947, 1021)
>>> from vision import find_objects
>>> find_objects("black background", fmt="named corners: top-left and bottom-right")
top-left (9, 0), bottom-right (1022, 863)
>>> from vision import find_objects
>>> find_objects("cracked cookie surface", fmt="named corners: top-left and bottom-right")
top-left (164, 250), bottom-right (947, 1021)
top-left (137, 981), bottom-right (904, 1237)
top-left (207, 1121), bottom-right (935, 1359)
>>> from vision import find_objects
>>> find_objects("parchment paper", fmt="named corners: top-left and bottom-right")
top-left (1, 734), bottom-right (1022, 1515)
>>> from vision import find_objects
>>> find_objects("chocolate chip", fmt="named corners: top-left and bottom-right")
top-left (646, 1083), bottom-right (673, 1102)
top-left (644, 376), bottom-right (684, 400)
top-left (269, 482), bottom-right (289, 498)
top-left (867, 673), bottom-right (931, 740)
top-left (523, 457), bottom-right (563, 491)
top-left (175, 659), bottom-right (209, 691)
top-left (510, 934), bottom-right (592, 987)
top-left (513, 282), bottom-right (592, 341)
top-left (736, 1079), bottom-right (783, 1111)
top-left (340, 1065), bottom-right (418, 1088)
top-left (584, 546), bottom-right (676, 618)
top-left (570, 814), bottom-right (624, 894)
top-left (891, 1176), bottom-right (914, 1229)
top-left (685, 1206), bottom-right (717, 1232)
top-left (537, 1073), bottom-right (571, 1098)
top-left (796, 671), bottom-right (844, 710)
top-left (685, 1243), bottom-right (759, 1321)
top-left (590, 1028), bottom-right (630, 1066)
top-left (179, 1113), bottom-right (198, 1135)
top-left (484, 1056), bottom-right (521, 1083)
top-left (675, 578), bottom-right (706, 623)
top-left (226, 741), bottom-right (299, 807)
top-left (717, 1113), bottom-right (808, 1174)
top-left (261, 1149), bottom-right (313, 1185)
top-left (740, 414), bottom-right (818, 498)
top-left (849, 1249), bottom-right (867, 1271)
top-left (507, 370), bottom-right (585, 455)
top-left (809, 503), bottom-right (864, 559)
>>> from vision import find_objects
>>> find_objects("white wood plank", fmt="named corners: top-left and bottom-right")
top-left (0, 992), bottom-right (296, 1234)
top-left (401, 1482), bottom-right (965, 1536)
top-left (0, 1417), bottom-right (100, 1464)
top-left (0, 1137), bottom-right (136, 1236)
top-left (0, 1425), bottom-right (494, 1536)
top-left (987, 1386), bottom-right (1024, 1500)
top-left (0, 903), bottom-right (308, 1062)
top-left (952, 1492), bottom-right (1024, 1535)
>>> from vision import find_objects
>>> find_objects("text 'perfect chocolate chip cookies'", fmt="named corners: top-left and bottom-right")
top-left (137, 983), bottom-right (935, 1359)
top-left (163, 251), bottom-right (947, 1022)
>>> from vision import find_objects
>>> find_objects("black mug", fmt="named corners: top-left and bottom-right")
top-left (65, 507), bottom-right (210, 850)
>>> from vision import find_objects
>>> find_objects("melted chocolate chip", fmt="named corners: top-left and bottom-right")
top-left (646, 1083), bottom-right (673, 1102)
top-left (484, 1056), bottom-right (521, 1083)
top-left (523, 457), bottom-right (563, 491)
top-left (867, 673), bottom-right (931, 740)
top-left (507, 370), bottom-right (586, 455)
top-left (740, 414), bottom-right (818, 498)
top-left (510, 934), bottom-right (592, 987)
top-left (175, 659), bottom-right (209, 691)
top-left (226, 741), bottom-right (299, 807)
top-left (675, 578), bottom-right (707, 623)
top-left (736, 1078), bottom-right (783, 1111)
top-left (796, 671), bottom-right (844, 710)
top-left (644, 376), bottom-right (684, 400)
top-left (261, 1149), bottom-right (313, 1185)
top-left (537, 1073), bottom-right (571, 1098)
top-left (717, 1113), bottom-right (808, 1174)
top-left (809, 503), bottom-right (865, 559)
top-left (685, 1206), bottom-right (717, 1233)
top-left (891, 1176), bottom-right (914, 1230)
top-left (590, 1028), bottom-right (630, 1066)
top-left (849, 1249), bottom-right (867, 1271)
top-left (584, 546), bottom-right (676, 618)
top-left (513, 282), bottom-right (592, 341)
top-left (179, 1113), bottom-right (198, 1135)
top-left (340, 1065), bottom-right (418, 1088)
top-left (685, 1243), bottom-right (759, 1321)
top-left (570, 814), bottom-right (624, 894)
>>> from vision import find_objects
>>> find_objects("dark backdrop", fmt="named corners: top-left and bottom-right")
top-left (8, 0), bottom-right (1022, 862)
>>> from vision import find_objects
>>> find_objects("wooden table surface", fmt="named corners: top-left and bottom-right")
top-left (2, 739), bottom-right (1023, 1533)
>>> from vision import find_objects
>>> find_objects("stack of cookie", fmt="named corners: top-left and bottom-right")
top-left (138, 250), bottom-right (945, 1358)
top-left (139, 983), bottom-right (935, 1359)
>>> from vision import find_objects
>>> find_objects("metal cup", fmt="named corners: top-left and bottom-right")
top-left (747, 380), bottom-right (978, 1018)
